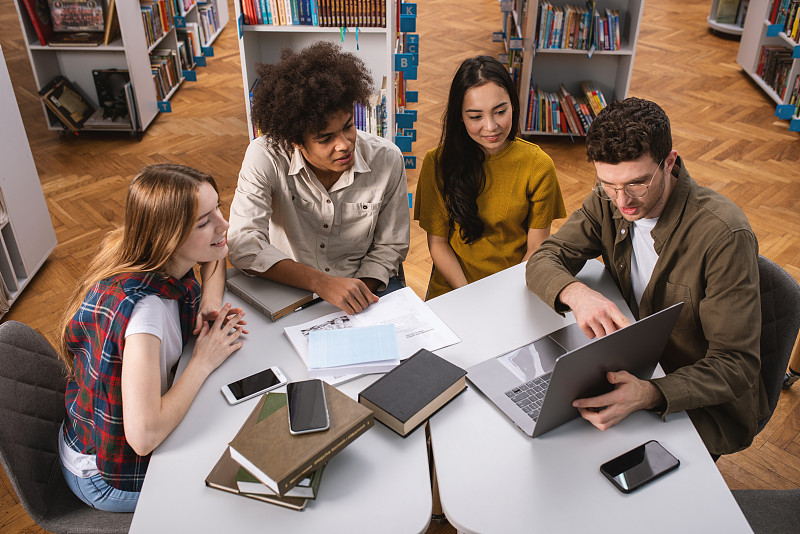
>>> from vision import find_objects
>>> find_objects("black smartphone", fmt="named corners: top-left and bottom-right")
top-left (600, 440), bottom-right (680, 493)
top-left (287, 379), bottom-right (330, 435)
top-left (221, 366), bottom-right (287, 405)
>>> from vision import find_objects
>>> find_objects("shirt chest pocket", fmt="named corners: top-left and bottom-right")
top-left (338, 201), bottom-right (380, 244)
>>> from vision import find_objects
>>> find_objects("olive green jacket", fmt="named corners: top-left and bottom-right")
top-left (526, 157), bottom-right (768, 455)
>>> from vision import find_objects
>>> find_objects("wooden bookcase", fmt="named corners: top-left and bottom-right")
top-left (0, 45), bottom-right (57, 319)
top-left (233, 0), bottom-right (397, 139)
top-left (503, 0), bottom-right (644, 136)
top-left (708, 0), bottom-right (749, 37)
top-left (11, 0), bottom-right (228, 137)
top-left (737, 0), bottom-right (800, 130)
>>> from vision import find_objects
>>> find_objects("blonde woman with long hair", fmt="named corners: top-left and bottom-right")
top-left (57, 163), bottom-right (247, 512)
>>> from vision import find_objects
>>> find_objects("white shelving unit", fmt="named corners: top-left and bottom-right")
top-left (737, 0), bottom-right (800, 130)
top-left (11, 0), bottom-right (228, 136)
top-left (234, 1), bottom-right (396, 139)
top-left (510, 0), bottom-right (644, 136)
top-left (708, 0), bottom-right (748, 37)
top-left (0, 45), bottom-right (57, 318)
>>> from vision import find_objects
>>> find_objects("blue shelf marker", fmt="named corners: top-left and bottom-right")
top-left (175, 16), bottom-right (186, 28)
top-left (237, 13), bottom-right (243, 38)
top-left (776, 104), bottom-right (795, 120)
top-left (794, 45), bottom-right (800, 59)
top-left (790, 117), bottom-right (800, 132)
top-left (766, 24), bottom-right (782, 37)
top-left (183, 70), bottom-right (197, 82)
top-left (492, 31), bottom-right (504, 42)
top-left (509, 37), bottom-right (523, 50)
top-left (403, 67), bottom-right (417, 80)
top-left (158, 101), bottom-right (172, 113)
top-left (405, 109), bottom-right (418, 120)
top-left (404, 156), bottom-right (417, 169)
top-left (195, 56), bottom-right (207, 67)
top-left (394, 135), bottom-right (413, 153)
top-left (406, 90), bottom-right (418, 103)
top-left (400, 14), bottom-right (416, 33)
top-left (202, 46), bottom-right (214, 57)
top-left (395, 54), bottom-right (416, 71)
top-left (408, 193), bottom-right (413, 209)
top-left (401, 3), bottom-right (417, 15)
top-left (396, 112), bottom-right (416, 129)
top-left (404, 128), bottom-right (416, 141)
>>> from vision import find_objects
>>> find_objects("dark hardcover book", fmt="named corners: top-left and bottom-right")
top-left (229, 382), bottom-right (374, 496)
top-left (205, 394), bottom-right (308, 511)
top-left (38, 75), bottom-right (94, 131)
top-left (21, 0), bottom-right (54, 45)
top-left (358, 348), bottom-right (467, 437)
top-left (225, 267), bottom-right (316, 321)
top-left (48, 0), bottom-right (105, 32)
top-left (92, 69), bottom-right (130, 121)
top-left (48, 31), bottom-right (104, 46)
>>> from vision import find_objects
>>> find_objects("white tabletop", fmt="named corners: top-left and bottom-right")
top-left (130, 296), bottom-right (432, 533)
top-left (426, 262), bottom-right (753, 534)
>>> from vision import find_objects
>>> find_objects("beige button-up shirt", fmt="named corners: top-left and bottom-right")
top-left (228, 131), bottom-right (410, 291)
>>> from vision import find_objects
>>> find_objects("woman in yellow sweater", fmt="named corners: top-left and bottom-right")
top-left (414, 56), bottom-right (566, 299)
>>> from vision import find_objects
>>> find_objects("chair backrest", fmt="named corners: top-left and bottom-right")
top-left (0, 321), bottom-right (69, 523)
top-left (757, 255), bottom-right (800, 431)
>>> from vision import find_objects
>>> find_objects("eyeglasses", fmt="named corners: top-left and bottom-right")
top-left (594, 159), bottom-right (664, 200)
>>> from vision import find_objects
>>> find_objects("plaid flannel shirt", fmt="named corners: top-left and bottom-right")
top-left (63, 271), bottom-right (200, 491)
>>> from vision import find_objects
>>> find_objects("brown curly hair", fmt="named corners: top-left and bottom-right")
top-left (251, 41), bottom-right (374, 151)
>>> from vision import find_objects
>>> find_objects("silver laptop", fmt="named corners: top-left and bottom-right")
top-left (467, 303), bottom-right (683, 437)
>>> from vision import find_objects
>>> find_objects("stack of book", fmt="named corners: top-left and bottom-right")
top-left (240, 0), bottom-right (387, 28)
top-left (524, 80), bottom-right (607, 135)
top-left (140, 0), bottom-right (177, 48)
top-left (206, 384), bottom-right (374, 510)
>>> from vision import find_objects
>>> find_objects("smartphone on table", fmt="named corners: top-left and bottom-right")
top-left (221, 366), bottom-right (287, 405)
top-left (600, 440), bottom-right (680, 493)
top-left (287, 379), bottom-right (330, 435)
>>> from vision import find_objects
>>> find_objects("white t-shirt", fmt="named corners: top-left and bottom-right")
top-left (630, 217), bottom-right (659, 307)
top-left (60, 295), bottom-right (183, 478)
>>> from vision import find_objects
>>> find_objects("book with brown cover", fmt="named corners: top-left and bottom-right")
top-left (205, 393), bottom-right (308, 510)
top-left (229, 382), bottom-right (374, 496)
top-left (225, 268), bottom-right (317, 321)
top-left (358, 348), bottom-right (467, 437)
top-left (38, 75), bottom-right (94, 131)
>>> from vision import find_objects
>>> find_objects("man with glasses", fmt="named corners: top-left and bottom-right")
top-left (526, 98), bottom-right (767, 457)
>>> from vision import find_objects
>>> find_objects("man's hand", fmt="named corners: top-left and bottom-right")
top-left (559, 282), bottom-right (631, 338)
top-left (572, 371), bottom-right (664, 430)
top-left (315, 276), bottom-right (378, 315)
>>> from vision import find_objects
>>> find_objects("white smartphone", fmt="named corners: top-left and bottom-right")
top-left (287, 379), bottom-right (330, 434)
top-left (221, 366), bottom-right (287, 405)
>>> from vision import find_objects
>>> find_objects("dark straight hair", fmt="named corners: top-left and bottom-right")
top-left (437, 56), bottom-right (520, 244)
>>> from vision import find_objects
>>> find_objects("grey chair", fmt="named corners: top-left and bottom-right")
top-left (0, 321), bottom-right (132, 533)
top-left (733, 489), bottom-right (800, 534)
top-left (756, 255), bottom-right (800, 433)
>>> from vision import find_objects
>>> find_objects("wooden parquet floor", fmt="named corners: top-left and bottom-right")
top-left (1, 0), bottom-right (799, 532)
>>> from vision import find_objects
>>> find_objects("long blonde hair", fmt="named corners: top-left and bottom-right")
top-left (58, 163), bottom-right (219, 370)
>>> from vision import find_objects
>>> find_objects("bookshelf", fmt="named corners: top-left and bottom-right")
top-left (0, 45), bottom-right (57, 319)
top-left (11, 0), bottom-right (228, 137)
top-left (708, 0), bottom-right (749, 37)
top-left (737, 0), bottom-right (800, 131)
top-left (234, 0), bottom-right (396, 139)
top-left (502, 0), bottom-right (643, 136)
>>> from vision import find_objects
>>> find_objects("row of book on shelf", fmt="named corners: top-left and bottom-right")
top-left (240, 0), bottom-right (387, 27)
top-left (757, 44), bottom-right (796, 100)
top-left (535, 1), bottom-right (621, 51)
top-left (770, 0), bottom-right (800, 43)
top-left (143, 0), bottom-right (222, 48)
top-left (525, 80), bottom-right (607, 135)
top-left (209, 271), bottom-right (467, 510)
top-left (21, 0), bottom-right (120, 47)
top-left (789, 74), bottom-right (800, 118)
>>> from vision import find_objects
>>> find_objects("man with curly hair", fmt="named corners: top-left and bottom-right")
top-left (526, 97), bottom-right (768, 457)
top-left (228, 42), bottom-right (410, 314)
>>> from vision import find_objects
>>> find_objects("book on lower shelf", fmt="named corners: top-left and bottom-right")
top-left (358, 348), bottom-right (467, 437)
top-left (88, 69), bottom-right (132, 129)
top-left (228, 382), bottom-right (374, 496)
top-left (524, 81), bottom-right (606, 135)
top-left (38, 75), bottom-right (95, 131)
top-left (205, 394), bottom-right (309, 510)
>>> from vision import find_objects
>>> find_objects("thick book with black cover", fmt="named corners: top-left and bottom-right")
top-left (205, 393), bottom-right (308, 511)
top-left (225, 267), bottom-right (317, 321)
top-left (38, 75), bottom-right (94, 131)
top-left (358, 348), bottom-right (467, 437)
top-left (228, 382), bottom-right (373, 496)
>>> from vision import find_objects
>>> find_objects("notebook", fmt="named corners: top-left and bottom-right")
top-left (467, 303), bottom-right (683, 438)
top-left (225, 268), bottom-right (319, 321)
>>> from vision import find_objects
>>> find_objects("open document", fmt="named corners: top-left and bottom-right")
top-left (284, 287), bottom-right (461, 373)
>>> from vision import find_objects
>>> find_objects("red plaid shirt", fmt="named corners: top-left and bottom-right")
top-left (63, 271), bottom-right (200, 491)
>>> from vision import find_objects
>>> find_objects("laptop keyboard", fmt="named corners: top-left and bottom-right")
top-left (504, 372), bottom-right (553, 421)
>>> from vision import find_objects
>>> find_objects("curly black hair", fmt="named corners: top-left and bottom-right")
top-left (251, 41), bottom-right (374, 151)
top-left (585, 97), bottom-right (672, 165)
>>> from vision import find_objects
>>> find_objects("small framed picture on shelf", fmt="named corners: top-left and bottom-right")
top-left (47, 0), bottom-right (105, 33)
